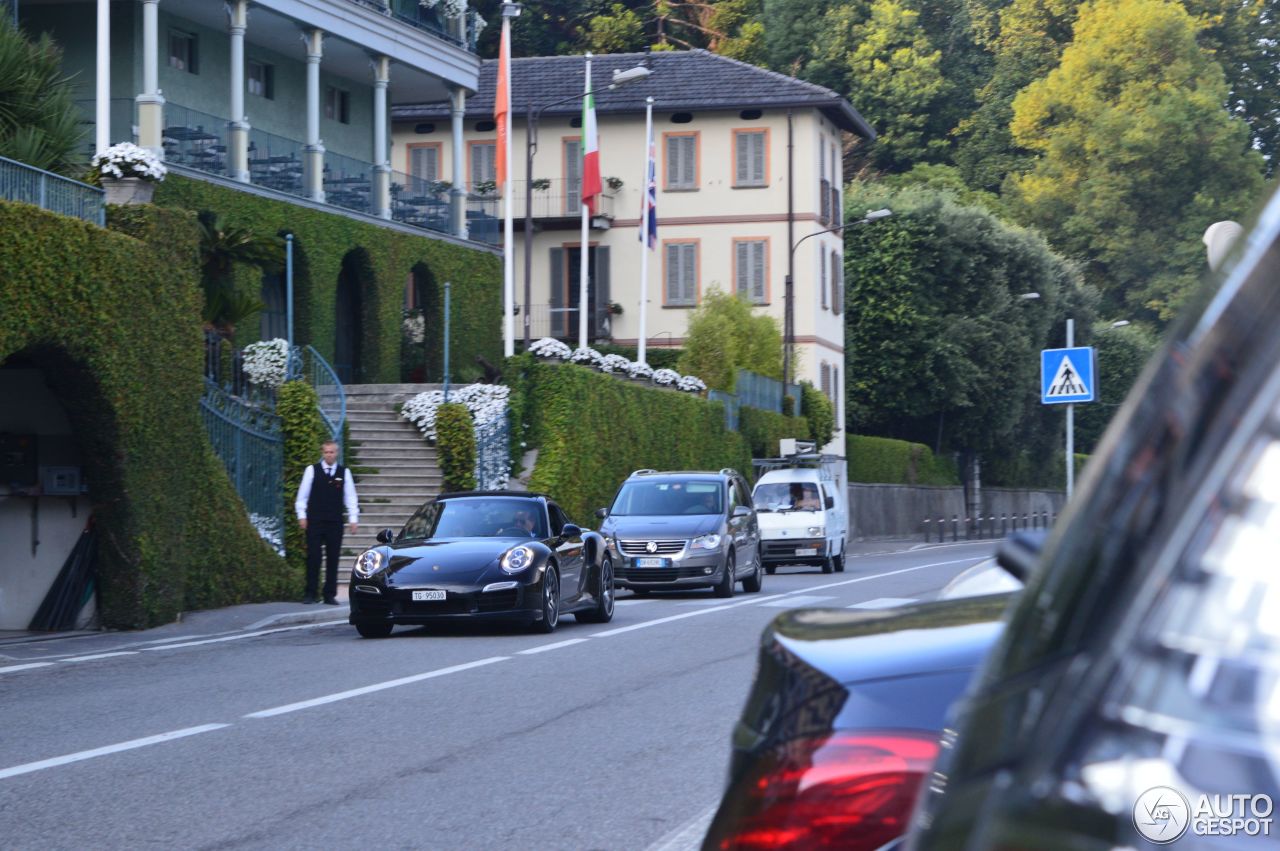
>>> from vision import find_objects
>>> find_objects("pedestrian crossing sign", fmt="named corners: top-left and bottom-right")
top-left (1041, 347), bottom-right (1096, 404)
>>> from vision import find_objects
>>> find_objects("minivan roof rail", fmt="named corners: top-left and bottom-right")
top-left (630, 468), bottom-right (658, 476)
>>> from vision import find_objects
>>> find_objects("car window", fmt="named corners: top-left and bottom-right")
top-left (753, 482), bottom-right (820, 511)
top-left (548, 503), bottom-right (568, 536)
top-left (399, 497), bottom-right (547, 539)
top-left (609, 479), bottom-right (724, 516)
top-left (735, 479), bottom-right (752, 510)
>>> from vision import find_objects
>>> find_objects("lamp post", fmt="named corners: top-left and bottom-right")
top-left (521, 61), bottom-right (651, 346)
top-left (783, 208), bottom-right (891, 388)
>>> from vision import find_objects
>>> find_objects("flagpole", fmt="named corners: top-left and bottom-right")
top-left (637, 96), bottom-right (653, 366)
top-left (579, 53), bottom-right (593, 350)
top-left (499, 5), bottom-right (520, 358)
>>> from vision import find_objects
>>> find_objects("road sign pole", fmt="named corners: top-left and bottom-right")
top-left (1066, 318), bottom-right (1074, 499)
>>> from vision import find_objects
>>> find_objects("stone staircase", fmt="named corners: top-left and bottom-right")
top-left (342, 384), bottom-right (445, 571)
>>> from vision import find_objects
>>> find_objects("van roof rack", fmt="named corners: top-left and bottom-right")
top-left (718, 468), bottom-right (740, 477)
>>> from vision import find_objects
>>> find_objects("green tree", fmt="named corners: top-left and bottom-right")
top-left (584, 3), bottom-right (648, 53)
top-left (1009, 0), bottom-right (1264, 321)
top-left (0, 17), bottom-right (84, 176)
top-left (677, 288), bottom-right (782, 391)
top-left (196, 211), bottom-right (283, 337)
top-left (1073, 320), bottom-right (1160, 451)
top-left (762, 0), bottom-right (829, 73)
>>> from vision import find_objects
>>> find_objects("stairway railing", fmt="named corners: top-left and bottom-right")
top-left (288, 345), bottom-right (347, 443)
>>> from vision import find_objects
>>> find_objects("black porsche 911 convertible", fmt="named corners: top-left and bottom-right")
top-left (348, 492), bottom-right (614, 638)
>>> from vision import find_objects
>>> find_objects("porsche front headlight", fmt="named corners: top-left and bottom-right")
top-left (501, 545), bottom-right (535, 573)
top-left (353, 550), bottom-right (385, 578)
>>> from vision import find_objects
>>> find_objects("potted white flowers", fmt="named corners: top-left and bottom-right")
top-left (91, 142), bottom-right (167, 205)
top-left (570, 346), bottom-right (602, 367)
top-left (242, 338), bottom-right (292, 388)
top-left (652, 368), bottom-right (680, 388)
top-left (597, 353), bottom-right (631, 374)
top-left (677, 374), bottom-right (707, 393)
top-left (626, 361), bottom-right (654, 383)
top-left (528, 337), bottom-right (572, 363)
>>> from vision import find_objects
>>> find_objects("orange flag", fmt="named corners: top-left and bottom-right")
top-left (494, 19), bottom-right (511, 189)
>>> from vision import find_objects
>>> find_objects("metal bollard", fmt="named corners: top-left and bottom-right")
top-left (988, 514), bottom-right (995, 538)
top-left (1001, 513), bottom-right (1007, 535)
top-left (952, 514), bottom-right (959, 542)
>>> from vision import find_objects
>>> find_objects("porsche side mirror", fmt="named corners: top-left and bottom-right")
top-left (824, 495), bottom-right (835, 510)
top-left (594, 507), bottom-right (609, 519)
top-left (376, 528), bottom-right (396, 544)
top-left (560, 523), bottom-right (582, 539)
top-left (732, 505), bottom-right (752, 518)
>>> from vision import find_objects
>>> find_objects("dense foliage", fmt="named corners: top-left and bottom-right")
top-left (847, 435), bottom-right (959, 485)
top-left (524, 363), bottom-right (752, 521)
top-left (739, 407), bottom-right (813, 457)
top-left (278, 381), bottom-right (328, 580)
top-left (0, 17), bottom-right (83, 176)
top-left (799, 382), bottom-right (835, 448)
top-left (676, 289), bottom-right (782, 392)
top-left (436, 403), bottom-right (478, 492)
top-left (155, 176), bottom-right (502, 383)
top-left (0, 203), bottom-right (288, 627)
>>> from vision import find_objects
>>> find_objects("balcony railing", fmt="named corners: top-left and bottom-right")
top-left (164, 103), bottom-right (229, 177)
top-left (0, 154), bottom-right (104, 226)
top-left (324, 150), bottom-right (374, 216)
top-left (505, 178), bottom-right (618, 220)
top-left (518, 303), bottom-right (613, 341)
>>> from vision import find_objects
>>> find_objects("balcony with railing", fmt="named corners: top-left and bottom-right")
top-left (518, 303), bottom-right (614, 341)
top-left (506, 178), bottom-right (617, 223)
top-left (0, 154), bottom-right (103, 226)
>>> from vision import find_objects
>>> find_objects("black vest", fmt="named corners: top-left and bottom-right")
top-left (307, 462), bottom-right (346, 522)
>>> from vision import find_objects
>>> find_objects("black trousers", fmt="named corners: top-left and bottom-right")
top-left (305, 520), bottom-right (344, 601)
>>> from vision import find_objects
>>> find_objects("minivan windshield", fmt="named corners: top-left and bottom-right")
top-left (610, 480), bottom-right (724, 516)
top-left (753, 482), bottom-right (821, 512)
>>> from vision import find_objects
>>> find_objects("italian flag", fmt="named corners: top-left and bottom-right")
top-left (581, 71), bottom-right (601, 214)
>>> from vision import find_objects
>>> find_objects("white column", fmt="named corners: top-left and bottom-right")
top-left (95, 0), bottom-right (110, 155)
top-left (303, 29), bottom-right (325, 202)
top-left (372, 55), bottom-right (391, 219)
top-left (134, 0), bottom-right (165, 156)
top-left (454, 0), bottom-right (470, 43)
top-left (450, 85), bottom-right (467, 239)
top-left (578, 53), bottom-right (592, 350)
top-left (227, 0), bottom-right (250, 182)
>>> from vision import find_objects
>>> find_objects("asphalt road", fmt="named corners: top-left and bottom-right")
top-left (0, 541), bottom-right (996, 851)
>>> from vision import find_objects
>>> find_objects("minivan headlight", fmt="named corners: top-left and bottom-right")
top-left (353, 550), bottom-right (385, 578)
top-left (501, 545), bottom-right (535, 573)
top-left (691, 533), bottom-right (722, 550)
top-left (807, 526), bottom-right (825, 537)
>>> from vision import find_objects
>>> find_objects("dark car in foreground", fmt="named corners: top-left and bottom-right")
top-left (348, 492), bottom-right (613, 637)
top-left (906, 194), bottom-right (1280, 848)
top-left (598, 469), bottom-right (763, 597)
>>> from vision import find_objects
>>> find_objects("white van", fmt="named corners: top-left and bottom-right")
top-left (751, 450), bottom-right (848, 574)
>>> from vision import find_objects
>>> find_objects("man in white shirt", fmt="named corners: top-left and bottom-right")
top-left (295, 439), bottom-right (359, 604)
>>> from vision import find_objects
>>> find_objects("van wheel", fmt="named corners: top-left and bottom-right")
top-left (822, 556), bottom-right (835, 574)
top-left (834, 552), bottom-right (845, 573)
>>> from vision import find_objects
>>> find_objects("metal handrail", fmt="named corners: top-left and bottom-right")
top-left (0, 154), bottom-right (104, 226)
top-left (287, 345), bottom-right (347, 443)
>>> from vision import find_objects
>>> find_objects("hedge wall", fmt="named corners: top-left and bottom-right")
top-left (154, 175), bottom-right (502, 384)
top-left (279, 381), bottom-right (328, 581)
top-left (847, 435), bottom-right (959, 485)
top-left (437, 403), bottom-right (477, 492)
top-left (0, 202), bottom-right (290, 627)
top-left (739, 407), bottom-right (813, 457)
top-left (525, 364), bottom-right (752, 522)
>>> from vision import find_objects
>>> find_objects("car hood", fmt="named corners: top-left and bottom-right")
top-left (379, 538), bottom-right (526, 585)
top-left (603, 515), bottom-right (721, 539)
top-left (757, 510), bottom-right (824, 535)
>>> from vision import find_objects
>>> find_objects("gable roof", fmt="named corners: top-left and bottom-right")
top-left (392, 49), bottom-right (875, 139)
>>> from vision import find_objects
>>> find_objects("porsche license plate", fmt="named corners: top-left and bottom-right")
top-left (412, 589), bottom-right (446, 601)
top-left (795, 548), bottom-right (818, 557)
top-left (634, 557), bottom-right (668, 568)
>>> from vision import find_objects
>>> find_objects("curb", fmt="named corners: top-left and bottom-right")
top-left (246, 608), bottom-right (350, 632)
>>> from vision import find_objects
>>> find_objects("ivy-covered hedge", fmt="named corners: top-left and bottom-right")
top-left (0, 202), bottom-right (289, 627)
top-left (739, 407), bottom-right (812, 457)
top-left (437, 403), bottom-right (477, 491)
top-left (154, 175), bottom-right (502, 383)
top-left (525, 364), bottom-right (752, 521)
top-left (279, 381), bottom-right (328, 579)
top-left (847, 435), bottom-right (959, 485)
top-left (800, 382), bottom-right (835, 447)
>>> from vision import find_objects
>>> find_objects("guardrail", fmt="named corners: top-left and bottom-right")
top-left (288, 345), bottom-right (346, 443)
top-left (0, 154), bottom-right (104, 226)
top-left (920, 511), bottom-right (1057, 542)
top-left (200, 379), bottom-right (284, 551)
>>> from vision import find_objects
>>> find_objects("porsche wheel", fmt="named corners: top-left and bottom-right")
top-left (533, 567), bottom-right (560, 634)
top-left (576, 555), bottom-right (615, 624)
top-left (355, 621), bottom-right (393, 639)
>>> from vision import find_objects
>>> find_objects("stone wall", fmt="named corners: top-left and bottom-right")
top-left (848, 483), bottom-right (1065, 541)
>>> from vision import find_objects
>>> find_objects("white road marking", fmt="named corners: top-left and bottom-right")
top-left (0, 662), bottom-right (54, 675)
top-left (758, 595), bottom-right (835, 608)
top-left (848, 597), bottom-right (917, 609)
top-left (143, 620), bottom-right (341, 651)
top-left (62, 652), bottom-right (139, 662)
top-left (644, 803), bottom-right (720, 851)
top-left (676, 599), bottom-right (738, 607)
top-left (517, 639), bottom-right (588, 655)
top-left (244, 656), bottom-right (510, 719)
top-left (590, 595), bottom-right (787, 637)
top-left (0, 724), bottom-right (230, 782)
top-left (615, 597), bottom-right (659, 605)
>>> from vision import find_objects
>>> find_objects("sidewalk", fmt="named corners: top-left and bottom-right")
top-left (1, 537), bottom-right (947, 652)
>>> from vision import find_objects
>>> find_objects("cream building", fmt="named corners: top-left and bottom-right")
top-left (392, 50), bottom-right (876, 448)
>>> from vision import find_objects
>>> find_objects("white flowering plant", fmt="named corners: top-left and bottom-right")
top-left (401, 384), bottom-right (511, 489)
top-left (91, 142), bottom-right (167, 183)
top-left (597, 354), bottom-right (632, 374)
top-left (401, 309), bottom-right (425, 344)
top-left (528, 337), bottom-right (571, 360)
top-left (570, 346), bottom-right (602, 366)
top-left (652, 368), bottom-right (680, 386)
top-left (677, 374), bottom-right (707, 392)
top-left (242, 338), bottom-right (291, 388)
top-left (626, 361), bottom-right (654, 379)
top-left (249, 513), bottom-right (285, 556)
top-left (419, 0), bottom-right (466, 15)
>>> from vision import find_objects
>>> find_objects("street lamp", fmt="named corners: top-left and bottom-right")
top-left (783, 208), bottom-right (891, 388)
top-left (520, 60), bottom-right (652, 345)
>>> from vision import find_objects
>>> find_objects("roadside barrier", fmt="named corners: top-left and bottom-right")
top-left (919, 510), bottom-right (1056, 542)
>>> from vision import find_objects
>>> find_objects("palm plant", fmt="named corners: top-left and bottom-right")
top-left (197, 210), bottom-right (283, 337)
top-left (0, 18), bottom-right (85, 176)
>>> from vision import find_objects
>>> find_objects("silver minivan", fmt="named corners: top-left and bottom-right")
top-left (595, 469), bottom-right (762, 597)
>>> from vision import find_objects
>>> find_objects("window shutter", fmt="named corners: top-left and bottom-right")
top-left (666, 244), bottom-right (680, 303)
top-left (565, 139), bottom-right (582, 211)
top-left (594, 246), bottom-right (611, 338)
top-left (666, 138), bottom-right (680, 189)
top-left (820, 250), bottom-right (828, 309)
top-left (832, 250), bottom-right (843, 316)
top-left (736, 135), bottom-right (748, 185)
top-left (411, 147), bottom-right (438, 183)
top-left (751, 133), bottom-right (765, 184)
top-left (751, 242), bottom-right (766, 303)
top-left (682, 243), bottom-right (696, 304)
top-left (736, 241), bottom-right (749, 298)
top-left (550, 248), bottom-right (565, 336)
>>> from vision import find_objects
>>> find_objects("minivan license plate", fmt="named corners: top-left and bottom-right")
top-left (634, 557), bottom-right (667, 568)
top-left (795, 548), bottom-right (817, 557)
top-left (412, 589), bottom-right (446, 601)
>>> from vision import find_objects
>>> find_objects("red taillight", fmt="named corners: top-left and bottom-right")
top-left (709, 731), bottom-right (940, 851)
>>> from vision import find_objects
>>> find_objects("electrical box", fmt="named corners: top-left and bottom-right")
top-left (0, 433), bottom-right (38, 487)
top-left (41, 466), bottom-right (82, 496)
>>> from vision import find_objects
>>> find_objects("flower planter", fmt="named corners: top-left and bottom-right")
top-left (102, 177), bottom-right (156, 205)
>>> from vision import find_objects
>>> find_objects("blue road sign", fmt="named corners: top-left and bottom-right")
top-left (1041, 346), bottom-right (1096, 404)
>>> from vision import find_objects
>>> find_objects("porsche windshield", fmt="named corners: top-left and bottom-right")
top-left (609, 480), bottom-right (724, 516)
top-left (399, 497), bottom-right (548, 539)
